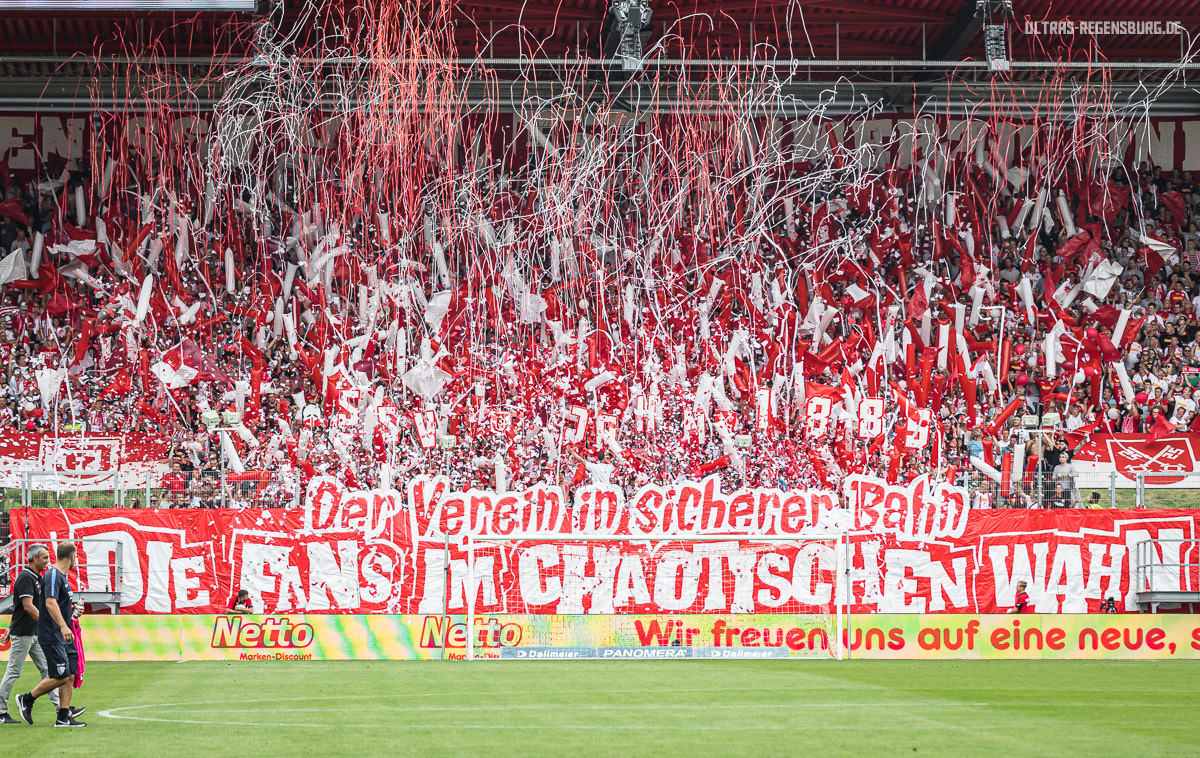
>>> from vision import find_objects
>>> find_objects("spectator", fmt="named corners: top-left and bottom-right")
top-left (0, 132), bottom-right (1194, 509)
top-left (229, 590), bottom-right (253, 613)
top-left (1008, 581), bottom-right (1032, 614)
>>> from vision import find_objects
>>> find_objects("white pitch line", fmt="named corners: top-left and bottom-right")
top-left (96, 695), bottom-right (998, 730)
top-left (142, 702), bottom-right (994, 713)
top-left (92, 713), bottom-right (920, 732)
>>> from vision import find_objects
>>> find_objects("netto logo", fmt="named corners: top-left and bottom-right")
top-left (211, 616), bottom-right (315, 649)
top-left (419, 616), bottom-right (523, 649)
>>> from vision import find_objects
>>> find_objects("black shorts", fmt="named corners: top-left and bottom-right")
top-left (38, 635), bottom-right (77, 680)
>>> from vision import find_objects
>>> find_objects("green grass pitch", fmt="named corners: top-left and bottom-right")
top-left (2, 660), bottom-right (1198, 756)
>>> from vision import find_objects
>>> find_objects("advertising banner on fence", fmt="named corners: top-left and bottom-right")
top-left (3, 614), bottom-right (1199, 662)
top-left (9, 472), bottom-right (1200, 615)
top-left (1073, 433), bottom-right (1200, 489)
top-left (0, 431), bottom-right (171, 490)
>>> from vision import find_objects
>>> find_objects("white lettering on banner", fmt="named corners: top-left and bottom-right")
top-left (1135, 120), bottom-right (1175, 168)
top-left (754, 552), bottom-right (792, 607)
top-left (791, 543), bottom-right (833, 606)
top-left (1182, 121), bottom-right (1200, 171)
top-left (406, 475), bottom-right (852, 539)
top-left (878, 550), bottom-right (971, 613)
top-left (559, 544), bottom-right (602, 614)
top-left (239, 542), bottom-right (307, 613)
top-left (0, 432), bottom-right (172, 490)
top-left (981, 518), bottom-right (1187, 613)
top-left (879, 549), bottom-right (926, 612)
top-left (170, 554), bottom-right (210, 609)
top-left (145, 541), bottom-right (174, 613)
top-left (78, 530), bottom-right (144, 606)
top-left (805, 396), bottom-right (831, 437)
top-left (844, 474), bottom-right (969, 541)
top-left (232, 477), bottom-right (410, 614)
top-left (66, 520), bottom-right (216, 612)
top-left (416, 548), bottom-right (447, 613)
top-left (929, 557), bottom-right (970, 612)
top-left (989, 542), bottom-right (1116, 614)
top-left (653, 551), bottom-right (700, 611)
top-left (841, 539), bottom-right (884, 605)
top-left (5, 116), bottom-right (1200, 184)
top-left (40, 436), bottom-right (119, 473)
top-left (14, 492), bottom-right (1199, 615)
top-left (305, 477), bottom-right (405, 539)
top-left (904, 408), bottom-right (931, 449)
top-left (517, 544), bottom-right (562, 607)
top-left (858, 397), bottom-right (884, 438)
top-left (305, 541), bottom-right (360, 611)
top-left (411, 410), bottom-right (437, 449)
top-left (614, 550), bottom-right (652, 608)
top-left (360, 547), bottom-right (399, 605)
top-left (450, 553), bottom-right (497, 609)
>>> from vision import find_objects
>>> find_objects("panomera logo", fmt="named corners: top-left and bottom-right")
top-left (210, 616), bottom-right (315, 649)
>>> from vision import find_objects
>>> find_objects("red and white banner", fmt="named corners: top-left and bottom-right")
top-left (0, 432), bottom-right (171, 490)
top-left (4, 114), bottom-right (1200, 173)
top-left (1074, 434), bottom-right (1200, 489)
top-left (11, 474), bottom-right (1199, 615)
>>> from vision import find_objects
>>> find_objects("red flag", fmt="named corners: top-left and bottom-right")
top-left (1056, 230), bottom-right (1092, 267)
top-left (954, 233), bottom-right (976, 289)
top-left (961, 373), bottom-right (978, 428)
top-left (906, 282), bottom-right (928, 323)
top-left (1140, 244), bottom-right (1166, 279)
top-left (1161, 190), bottom-right (1187, 229)
top-left (154, 339), bottom-right (231, 388)
top-left (1063, 417), bottom-right (1103, 450)
top-left (999, 452), bottom-right (1013, 498)
top-left (98, 368), bottom-right (132, 400)
top-left (0, 197), bottom-right (30, 226)
top-left (1149, 411), bottom-right (1175, 440)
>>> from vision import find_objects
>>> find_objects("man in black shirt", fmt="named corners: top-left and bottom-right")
top-left (15, 543), bottom-right (85, 728)
top-left (0, 546), bottom-right (61, 723)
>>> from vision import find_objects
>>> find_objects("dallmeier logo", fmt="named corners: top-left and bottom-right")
top-left (1024, 20), bottom-right (1183, 36)
top-left (210, 616), bottom-right (315, 649)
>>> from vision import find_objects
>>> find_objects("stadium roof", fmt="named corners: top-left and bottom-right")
top-left (0, 1), bottom-right (1193, 62)
top-left (0, 2), bottom-right (1195, 113)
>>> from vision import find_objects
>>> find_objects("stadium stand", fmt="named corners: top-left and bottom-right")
top-left (0, 150), bottom-right (1196, 509)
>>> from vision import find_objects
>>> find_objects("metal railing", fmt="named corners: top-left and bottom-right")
top-left (1134, 473), bottom-right (1200, 510)
top-left (964, 466), bottom-right (1200, 510)
top-left (0, 538), bottom-right (124, 614)
top-left (22, 470), bottom-right (126, 509)
top-left (962, 466), bottom-right (1117, 509)
top-left (14, 468), bottom-right (301, 510)
top-left (1132, 538), bottom-right (1200, 612)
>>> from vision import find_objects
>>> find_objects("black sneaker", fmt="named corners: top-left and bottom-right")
top-left (0, 712), bottom-right (18, 724)
top-left (54, 716), bottom-right (86, 728)
top-left (68, 706), bottom-right (86, 718)
top-left (16, 693), bottom-right (33, 725)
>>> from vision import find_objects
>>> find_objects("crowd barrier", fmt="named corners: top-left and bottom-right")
top-left (2, 614), bottom-right (1198, 662)
top-left (5, 432), bottom-right (1200, 512)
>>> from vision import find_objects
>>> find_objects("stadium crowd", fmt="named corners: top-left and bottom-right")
top-left (0, 147), bottom-right (1198, 509)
